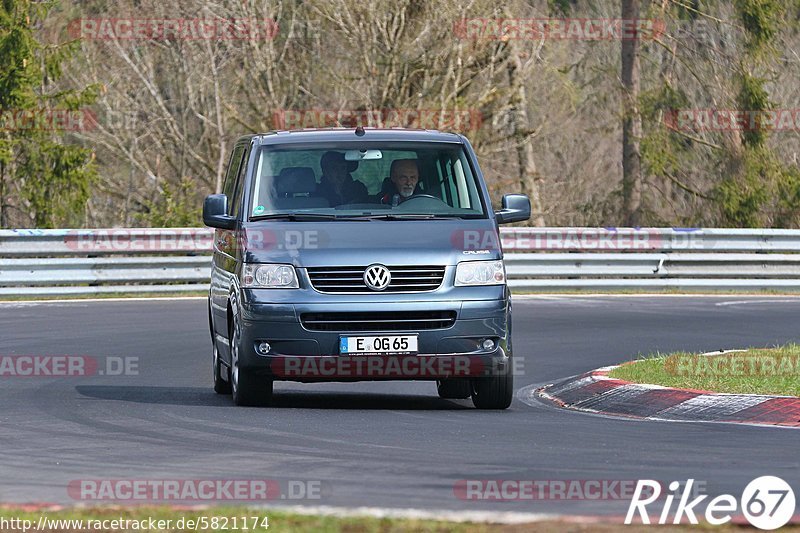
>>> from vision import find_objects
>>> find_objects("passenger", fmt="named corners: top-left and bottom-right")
top-left (314, 151), bottom-right (368, 205)
top-left (378, 159), bottom-right (422, 205)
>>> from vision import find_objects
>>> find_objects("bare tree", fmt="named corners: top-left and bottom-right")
top-left (621, 0), bottom-right (642, 226)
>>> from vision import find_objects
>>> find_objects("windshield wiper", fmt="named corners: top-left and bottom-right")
top-left (250, 213), bottom-right (370, 222)
top-left (351, 213), bottom-right (463, 220)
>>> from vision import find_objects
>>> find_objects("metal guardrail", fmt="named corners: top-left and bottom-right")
top-left (1, 227), bottom-right (800, 296)
top-left (0, 228), bottom-right (213, 256)
top-left (499, 227), bottom-right (800, 252)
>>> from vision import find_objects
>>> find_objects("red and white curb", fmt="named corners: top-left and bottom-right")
top-left (535, 364), bottom-right (800, 427)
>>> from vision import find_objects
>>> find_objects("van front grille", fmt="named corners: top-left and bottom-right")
top-left (307, 265), bottom-right (445, 293)
top-left (300, 311), bottom-right (457, 332)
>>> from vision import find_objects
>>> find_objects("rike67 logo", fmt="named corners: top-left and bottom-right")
top-left (626, 476), bottom-right (796, 530)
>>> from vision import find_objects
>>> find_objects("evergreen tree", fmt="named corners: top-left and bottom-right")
top-left (0, 0), bottom-right (98, 228)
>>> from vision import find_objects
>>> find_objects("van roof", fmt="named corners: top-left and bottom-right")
top-left (236, 128), bottom-right (465, 146)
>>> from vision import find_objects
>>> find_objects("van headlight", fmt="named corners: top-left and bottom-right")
top-left (242, 264), bottom-right (299, 288)
top-left (455, 260), bottom-right (505, 286)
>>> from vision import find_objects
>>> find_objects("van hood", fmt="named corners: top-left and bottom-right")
top-left (241, 220), bottom-right (502, 267)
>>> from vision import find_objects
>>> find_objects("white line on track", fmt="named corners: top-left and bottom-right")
top-left (257, 504), bottom-right (561, 524)
top-left (715, 299), bottom-right (800, 306)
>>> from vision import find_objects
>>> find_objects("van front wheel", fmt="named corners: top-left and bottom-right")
top-left (470, 363), bottom-right (513, 409)
top-left (213, 342), bottom-right (231, 394)
top-left (230, 315), bottom-right (273, 407)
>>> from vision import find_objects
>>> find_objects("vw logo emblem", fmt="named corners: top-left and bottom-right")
top-left (364, 264), bottom-right (391, 291)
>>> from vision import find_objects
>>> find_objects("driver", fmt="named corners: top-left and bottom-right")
top-left (378, 159), bottom-right (422, 205)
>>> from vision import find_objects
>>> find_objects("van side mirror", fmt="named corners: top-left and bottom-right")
top-left (203, 194), bottom-right (236, 230)
top-left (494, 194), bottom-right (531, 224)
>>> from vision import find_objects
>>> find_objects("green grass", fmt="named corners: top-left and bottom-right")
top-left (0, 506), bottom-right (794, 532)
top-left (608, 345), bottom-right (800, 396)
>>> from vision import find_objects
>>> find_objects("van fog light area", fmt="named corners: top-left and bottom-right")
top-left (257, 342), bottom-right (271, 355)
top-left (482, 339), bottom-right (496, 351)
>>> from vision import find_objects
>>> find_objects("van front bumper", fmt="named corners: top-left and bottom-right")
top-left (236, 291), bottom-right (511, 382)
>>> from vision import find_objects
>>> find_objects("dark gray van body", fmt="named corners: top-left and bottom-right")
top-left (204, 129), bottom-right (530, 408)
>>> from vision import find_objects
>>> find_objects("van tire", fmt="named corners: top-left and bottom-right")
top-left (436, 379), bottom-right (471, 399)
top-left (230, 314), bottom-right (273, 407)
top-left (233, 369), bottom-right (274, 407)
top-left (213, 342), bottom-right (231, 394)
top-left (470, 363), bottom-right (513, 409)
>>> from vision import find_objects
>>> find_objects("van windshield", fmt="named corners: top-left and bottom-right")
top-left (248, 142), bottom-right (487, 220)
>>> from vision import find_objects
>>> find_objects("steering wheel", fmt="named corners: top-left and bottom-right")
top-left (401, 194), bottom-right (440, 202)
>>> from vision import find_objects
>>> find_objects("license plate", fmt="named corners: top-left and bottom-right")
top-left (339, 335), bottom-right (418, 355)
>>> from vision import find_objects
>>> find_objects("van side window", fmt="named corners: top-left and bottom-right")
top-left (229, 146), bottom-right (250, 217)
top-left (436, 155), bottom-right (478, 209)
top-left (222, 145), bottom-right (246, 216)
top-left (437, 159), bottom-right (457, 206)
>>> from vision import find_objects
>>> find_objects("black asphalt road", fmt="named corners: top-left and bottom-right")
top-left (0, 296), bottom-right (798, 518)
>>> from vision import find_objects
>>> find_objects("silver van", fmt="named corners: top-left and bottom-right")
top-left (204, 128), bottom-right (530, 408)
